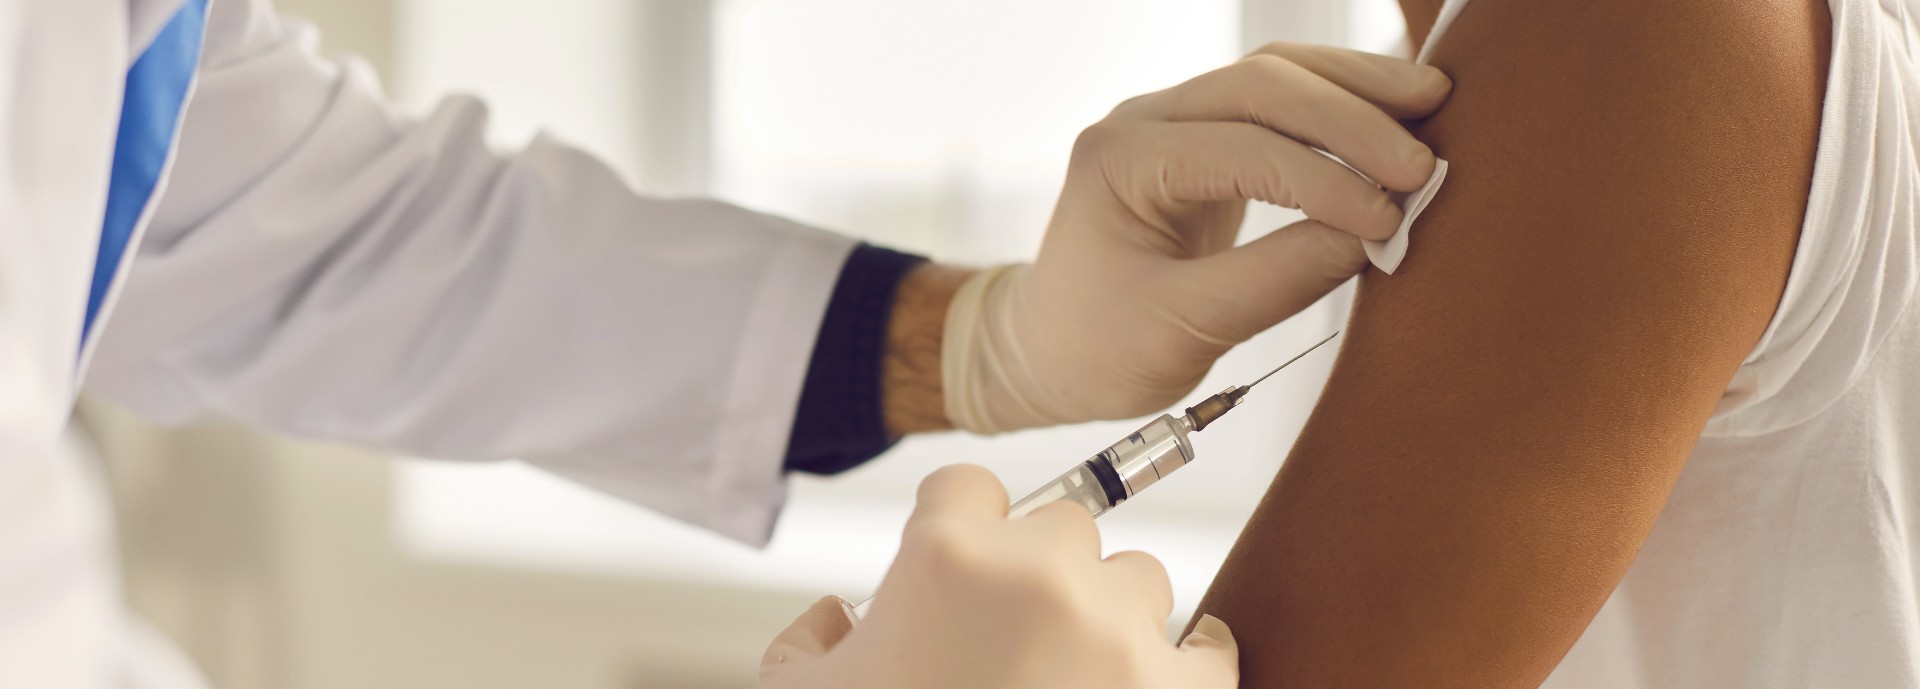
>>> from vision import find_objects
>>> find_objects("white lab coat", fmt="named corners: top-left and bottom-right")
top-left (2, 0), bottom-right (855, 686)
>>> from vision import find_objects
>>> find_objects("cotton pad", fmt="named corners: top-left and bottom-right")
top-left (1364, 158), bottom-right (1449, 274)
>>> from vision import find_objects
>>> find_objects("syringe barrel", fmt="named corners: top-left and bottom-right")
top-left (1104, 413), bottom-right (1198, 498)
top-left (1007, 414), bottom-right (1197, 518)
top-left (1008, 459), bottom-right (1123, 519)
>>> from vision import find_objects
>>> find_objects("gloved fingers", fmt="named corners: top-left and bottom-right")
top-left (758, 596), bottom-right (857, 680)
top-left (1102, 550), bottom-right (1177, 625)
top-left (1019, 500), bottom-right (1103, 561)
top-left (1176, 614), bottom-right (1242, 688)
top-left (1144, 53), bottom-right (1437, 192)
top-left (911, 464), bottom-right (1011, 523)
top-left (1135, 122), bottom-right (1401, 241)
top-left (1165, 220), bottom-right (1367, 344)
top-left (1248, 41), bottom-right (1453, 120)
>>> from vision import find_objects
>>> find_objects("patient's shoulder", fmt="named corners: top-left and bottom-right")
top-left (1431, 0), bottom-right (1831, 80)
top-left (1382, 0), bottom-right (1829, 350)
top-left (1422, 0), bottom-right (1830, 174)
top-left (1421, 0), bottom-right (1830, 166)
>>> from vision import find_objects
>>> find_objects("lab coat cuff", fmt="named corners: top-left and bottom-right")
top-left (784, 243), bottom-right (925, 475)
top-left (702, 225), bottom-right (857, 546)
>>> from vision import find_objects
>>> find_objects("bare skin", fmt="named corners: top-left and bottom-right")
top-left (882, 264), bottom-right (972, 435)
top-left (1189, 1), bottom-right (1830, 687)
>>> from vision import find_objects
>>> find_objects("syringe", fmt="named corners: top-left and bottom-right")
top-left (847, 331), bottom-right (1339, 622)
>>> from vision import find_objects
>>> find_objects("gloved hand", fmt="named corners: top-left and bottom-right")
top-left (759, 465), bottom-right (1238, 689)
top-left (945, 42), bottom-right (1452, 433)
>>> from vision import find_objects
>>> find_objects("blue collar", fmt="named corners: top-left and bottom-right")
top-left (86, 0), bottom-right (209, 347)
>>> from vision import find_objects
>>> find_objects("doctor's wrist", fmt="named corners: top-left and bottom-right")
top-left (882, 262), bottom-right (973, 436)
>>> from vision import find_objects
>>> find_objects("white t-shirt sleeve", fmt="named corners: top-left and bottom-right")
top-left (1701, 0), bottom-right (1919, 437)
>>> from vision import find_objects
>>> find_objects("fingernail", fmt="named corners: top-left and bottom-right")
top-left (1407, 143), bottom-right (1437, 176)
top-left (1183, 614), bottom-right (1235, 647)
top-left (1421, 66), bottom-right (1453, 96)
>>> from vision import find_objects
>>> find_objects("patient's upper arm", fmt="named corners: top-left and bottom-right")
top-left (1193, 1), bottom-right (1829, 686)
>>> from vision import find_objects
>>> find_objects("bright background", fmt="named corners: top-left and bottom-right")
top-left (94, 1), bottom-right (1412, 687)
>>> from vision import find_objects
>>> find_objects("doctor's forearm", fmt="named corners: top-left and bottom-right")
top-left (783, 245), bottom-right (971, 474)
top-left (881, 263), bottom-right (972, 436)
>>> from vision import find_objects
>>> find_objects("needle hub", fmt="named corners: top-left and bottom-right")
top-left (1179, 331), bottom-right (1339, 433)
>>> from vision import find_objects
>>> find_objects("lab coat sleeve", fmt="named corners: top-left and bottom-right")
top-left (83, 0), bottom-right (857, 546)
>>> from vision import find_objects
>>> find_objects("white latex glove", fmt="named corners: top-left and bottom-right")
top-left (945, 42), bottom-right (1452, 433)
top-left (759, 465), bottom-right (1238, 689)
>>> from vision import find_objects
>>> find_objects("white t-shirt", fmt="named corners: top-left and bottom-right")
top-left (1411, 1), bottom-right (1920, 686)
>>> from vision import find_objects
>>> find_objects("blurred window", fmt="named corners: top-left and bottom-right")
top-left (392, 0), bottom-right (1402, 620)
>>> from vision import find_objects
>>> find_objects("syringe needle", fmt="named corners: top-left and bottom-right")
top-left (1181, 331), bottom-right (1341, 433)
top-left (1246, 331), bottom-right (1340, 390)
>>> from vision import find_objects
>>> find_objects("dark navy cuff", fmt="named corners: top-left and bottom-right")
top-left (784, 243), bottom-right (928, 475)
